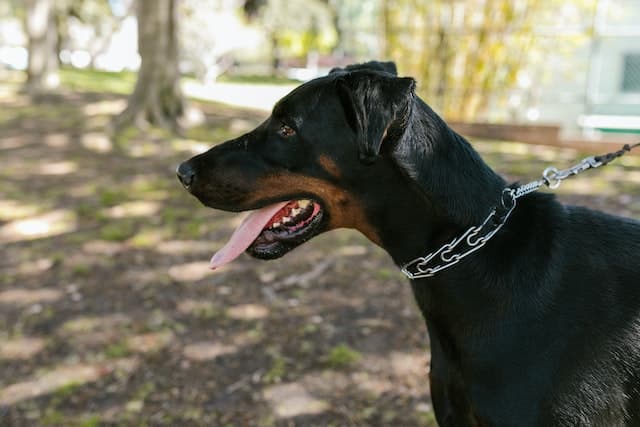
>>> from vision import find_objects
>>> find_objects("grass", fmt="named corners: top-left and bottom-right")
top-left (180, 219), bottom-right (205, 239)
top-left (75, 202), bottom-right (102, 220)
top-left (104, 341), bottom-right (130, 359)
top-left (325, 344), bottom-right (361, 369)
top-left (417, 410), bottom-right (438, 426)
top-left (72, 263), bottom-right (91, 276)
top-left (263, 346), bottom-right (288, 383)
top-left (216, 73), bottom-right (300, 86)
top-left (133, 382), bottom-right (156, 402)
top-left (98, 189), bottom-right (129, 207)
top-left (52, 382), bottom-right (82, 400)
top-left (99, 222), bottom-right (136, 241)
top-left (264, 353), bottom-right (287, 384)
top-left (195, 305), bottom-right (224, 320)
top-left (59, 67), bottom-right (297, 98)
top-left (129, 228), bottom-right (167, 248)
top-left (59, 67), bottom-right (136, 95)
top-left (41, 408), bottom-right (66, 426)
top-left (77, 415), bottom-right (101, 427)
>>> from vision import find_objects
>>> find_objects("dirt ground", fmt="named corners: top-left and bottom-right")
top-left (1, 71), bottom-right (639, 427)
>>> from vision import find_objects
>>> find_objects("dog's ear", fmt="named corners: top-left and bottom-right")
top-left (336, 73), bottom-right (415, 164)
top-left (330, 61), bottom-right (398, 76)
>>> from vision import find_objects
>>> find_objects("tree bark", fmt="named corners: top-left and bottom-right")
top-left (111, 0), bottom-right (184, 134)
top-left (24, 0), bottom-right (59, 93)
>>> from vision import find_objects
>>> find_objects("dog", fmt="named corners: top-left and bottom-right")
top-left (177, 61), bottom-right (640, 426)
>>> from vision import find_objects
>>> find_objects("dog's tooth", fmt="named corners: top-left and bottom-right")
top-left (282, 216), bottom-right (292, 224)
top-left (298, 200), bottom-right (310, 208)
top-left (291, 208), bottom-right (301, 217)
top-left (272, 222), bottom-right (281, 228)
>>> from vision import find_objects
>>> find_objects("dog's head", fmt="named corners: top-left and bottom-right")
top-left (177, 61), bottom-right (420, 268)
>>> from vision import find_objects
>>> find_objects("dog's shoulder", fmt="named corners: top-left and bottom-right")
top-left (563, 204), bottom-right (640, 248)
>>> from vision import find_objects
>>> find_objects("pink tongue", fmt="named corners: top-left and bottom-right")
top-left (210, 201), bottom-right (289, 270)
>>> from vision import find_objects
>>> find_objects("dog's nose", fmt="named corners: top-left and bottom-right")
top-left (176, 162), bottom-right (196, 189)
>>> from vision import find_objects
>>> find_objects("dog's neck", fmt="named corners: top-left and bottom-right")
top-left (369, 99), bottom-right (562, 342)
top-left (377, 99), bottom-right (506, 268)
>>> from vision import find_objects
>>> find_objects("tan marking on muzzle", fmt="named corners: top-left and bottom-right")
top-left (245, 174), bottom-right (381, 246)
top-left (317, 155), bottom-right (341, 179)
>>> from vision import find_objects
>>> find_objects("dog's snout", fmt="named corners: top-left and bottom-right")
top-left (176, 162), bottom-right (196, 189)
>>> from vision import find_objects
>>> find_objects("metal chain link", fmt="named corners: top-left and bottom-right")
top-left (401, 143), bottom-right (639, 280)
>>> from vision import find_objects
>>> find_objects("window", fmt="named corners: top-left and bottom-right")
top-left (621, 54), bottom-right (640, 93)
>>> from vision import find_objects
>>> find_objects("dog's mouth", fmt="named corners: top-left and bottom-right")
top-left (210, 199), bottom-right (324, 269)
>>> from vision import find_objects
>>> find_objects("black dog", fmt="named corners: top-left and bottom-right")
top-left (178, 61), bottom-right (640, 426)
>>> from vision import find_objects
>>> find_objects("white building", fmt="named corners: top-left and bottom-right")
top-left (524, 0), bottom-right (640, 138)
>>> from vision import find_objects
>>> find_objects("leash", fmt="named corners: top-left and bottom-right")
top-left (401, 142), bottom-right (640, 280)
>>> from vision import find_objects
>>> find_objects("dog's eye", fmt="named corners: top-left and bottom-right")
top-left (278, 123), bottom-right (296, 138)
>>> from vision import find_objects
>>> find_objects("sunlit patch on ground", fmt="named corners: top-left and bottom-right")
top-left (155, 239), bottom-right (212, 255)
top-left (121, 268), bottom-right (169, 287)
top-left (126, 141), bottom-right (163, 158)
top-left (0, 135), bottom-right (30, 150)
top-left (0, 288), bottom-right (63, 305)
top-left (68, 182), bottom-right (100, 198)
top-left (102, 200), bottom-right (161, 219)
top-left (390, 351), bottom-right (431, 391)
top-left (82, 240), bottom-right (126, 255)
top-left (168, 261), bottom-right (217, 282)
top-left (0, 199), bottom-right (42, 221)
top-left (126, 331), bottom-right (174, 354)
top-left (176, 299), bottom-right (217, 315)
top-left (36, 160), bottom-right (78, 175)
top-left (0, 337), bottom-right (46, 360)
top-left (182, 330), bottom-right (260, 362)
top-left (0, 358), bottom-right (139, 406)
top-left (82, 99), bottom-right (127, 116)
top-left (170, 139), bottom-right (211, 155)
top-left (182, 341), bottom-right (238, 361)
top-left (59, 314), bottom-right (132, 350)
top-left (43, 133), bottom-right (70, 148)
top-left (60, 313), bottom-right (131, 335)
top-left (0, 209), bottom-right (77, 243)
top-left (336, 244), bottom-right (369, 256)
top-left (227, 303), bottom-right (269, 320)
top-left (173, 106), bottom-right (205, 131)
top-left (129, 228), bottom-right (170, 248)
top-left (81, 132), bottom-right (113, 153)
top-left (0, 82), bottom-right (22, 101)
top-left (390, 351), bottom-right (430, 377)
top-left (262, 381), bottom-right (329, 418)
top-left (351, 370), bottom-right (393, 394)
top-left (7, 257), bottom-right (54, 277)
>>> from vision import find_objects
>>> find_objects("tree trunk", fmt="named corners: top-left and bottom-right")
top-left (270, 32), bottom-right (282, 76)
top-left (24, 0), bottom-right (59, 93)
top-left (111, 0), bottom-right (184, 134)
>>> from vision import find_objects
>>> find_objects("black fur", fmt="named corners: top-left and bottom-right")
top-left (178, 61), bottom-right (640, 426)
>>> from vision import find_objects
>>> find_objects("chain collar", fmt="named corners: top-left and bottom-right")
top-left (401, 143), bottom-right (639, 280)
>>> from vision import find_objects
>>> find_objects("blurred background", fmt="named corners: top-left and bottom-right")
top-left (1, 1), bottom-right (639, 426)
top-left (3, 0), bottom-right (640, 136)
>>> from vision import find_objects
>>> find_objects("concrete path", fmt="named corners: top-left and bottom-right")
top-left (183, 80), bottom-right (298, 112)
